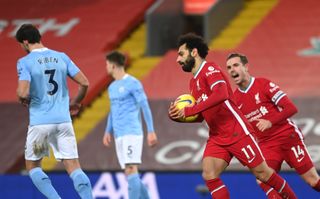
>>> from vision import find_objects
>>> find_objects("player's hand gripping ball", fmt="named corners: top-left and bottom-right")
top-left (175, 94), bottom-right (198, 122)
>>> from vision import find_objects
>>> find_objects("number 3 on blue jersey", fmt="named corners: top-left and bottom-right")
top-left (45, 69), bottom-right (58, 95)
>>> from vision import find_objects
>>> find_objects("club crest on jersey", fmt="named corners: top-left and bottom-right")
top-left (196, 79), bottom-right (201, 91)
top-left (205, 66), bottom-right (220, 77)
top-left (119, 86), bottom-right (125, 93)
top-left (269, 82), bottom-right (279, 93)
top-left (255, 93), bottom-right (261, 104)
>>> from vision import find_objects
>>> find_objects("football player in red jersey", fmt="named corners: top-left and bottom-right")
top-left (226, 52), bottom-right (320, 198)
top-left (168, 33), bottom-right (297, 199)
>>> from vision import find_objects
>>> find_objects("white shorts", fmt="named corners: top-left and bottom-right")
top-left (25, 122), bottom-right (79, 161)
top-left (115, 135), bottom-right (143, 169)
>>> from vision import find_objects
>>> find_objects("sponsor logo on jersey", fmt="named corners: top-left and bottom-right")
top-left (208, 66), bottom-right (215, 71)
top-left (245, 106), bottom-right (269, 122)
top-left (205, 66), bottom-right (220, 76)
top-left (259, 106), bottom-right (268, 115)
top-left (269, 82), bottom-right (279, 93)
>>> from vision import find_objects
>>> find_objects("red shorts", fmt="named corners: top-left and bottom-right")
top-left (259, 133), bottom-right (314, 175)
top-left (203, 134), bottom-right (264, 168)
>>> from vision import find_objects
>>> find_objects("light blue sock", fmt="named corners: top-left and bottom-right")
top-left (128, 173), bottom-right (141, 199)
top-left (140, 180), bottom-right (150, 199)
top-left (29, 167), bottom-right (61, 199)
top-left (70, 168), bottom-right (93, 199)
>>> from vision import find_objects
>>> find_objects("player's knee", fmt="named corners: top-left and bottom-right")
top-left (202, 170), bottom-right (218, 180)
top-left (251, 164), bottom-right (273, 182)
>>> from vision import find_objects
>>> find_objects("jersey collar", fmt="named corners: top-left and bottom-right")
top-left (194, 60), bottom-right (206, 79)
top-left (123, 74), bottom-right (129, 79)
top-left (238, 77), bottom-right (255, 93)
top-left (31, 47), bottom-right (49, 52)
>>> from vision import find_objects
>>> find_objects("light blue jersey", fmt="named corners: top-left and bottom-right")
top-left (17, 48), bottom-right (80, 125)
top-left (105, 74), bottom-right (154, 138)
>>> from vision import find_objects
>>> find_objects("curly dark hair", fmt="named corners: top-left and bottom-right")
top-left (177, 33), bottom-right (209, 59)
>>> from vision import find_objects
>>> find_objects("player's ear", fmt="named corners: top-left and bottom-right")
top-left (244, 64), bottom-right (249, 72)
top-left (191, 48), bottom-right (197, 57)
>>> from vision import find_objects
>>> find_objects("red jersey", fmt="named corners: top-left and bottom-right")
top-left (233, 77), bottom-right (304, 143)
top-left (186, 61), bottom-right (255, 146)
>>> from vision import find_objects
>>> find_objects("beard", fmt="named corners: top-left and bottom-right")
top-left (181, 55), bottom-right (195, 72)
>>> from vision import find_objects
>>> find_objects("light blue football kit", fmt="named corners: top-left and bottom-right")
top-left (17, 48), bottom-right (92, 199)
top-left (105, 74), bottom-right (154, 199)
top-left (105, 74), bottom-right (154, 138)
top-left (17, 48), bottom-right (79, 126)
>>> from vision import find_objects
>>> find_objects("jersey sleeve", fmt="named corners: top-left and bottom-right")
top-left (139, 100), bottom-right (155, 132)
top-left (185, 80), bottom-right (229, 116)
top-left (17, 60), bottom-right (31, 81)
top-left (61, 53), bottom-right (80, 77)
top-left (131, 79), bottom-right (147, 103)
top-left (105, 113), bottom-right (113, 134)
top-left (262, 79), bottom-right (298, 124)
top-left (131, 79), bottom-right (155, 132)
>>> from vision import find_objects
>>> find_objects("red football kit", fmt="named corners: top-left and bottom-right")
top-left (233, 77), bottom-right (314, 174)
top-left (184, 61), bottom-right (264, 168)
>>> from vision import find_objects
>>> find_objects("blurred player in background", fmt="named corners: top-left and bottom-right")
top-left (102, 51), bottom-right (158, 199)
top-left (15, 24), bottom-right (93, 199)
top-left (168, 33), bottom-right (297, 199)
top-left (226, 52), bottom-right (320, 198)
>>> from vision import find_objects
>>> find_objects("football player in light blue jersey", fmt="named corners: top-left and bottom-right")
top-left (15, 24), bottom-right (93, 199)
top-left (102, 51), bottom-right (158, 199)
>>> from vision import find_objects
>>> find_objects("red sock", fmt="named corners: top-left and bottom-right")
top-left (205, 178), bottom-right (230, 199)
top-left (312, 179), bottom-right (320, 192)
top-left (259, 183), bottom-right (282, 199)
top-left (266, 172), bottom-right (297, 199)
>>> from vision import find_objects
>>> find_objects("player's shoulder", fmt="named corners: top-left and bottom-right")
top-left (17, 56), bottom-right (28, 64)
top-left (126, 74), bottom-right (141, 83)
top-left (204, 61), bottom-right (221, 70)
top-left (255, 77), bottom-right (271, 83)
top-left (255, 77), bottom-right (277, 88)
top-left (48, 49), bottom-right (68, 58)
top-left (200, 61), bottom-right (222, 76)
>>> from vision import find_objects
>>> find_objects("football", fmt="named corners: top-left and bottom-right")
top-left (175, 94), bottom-right (198, 122)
